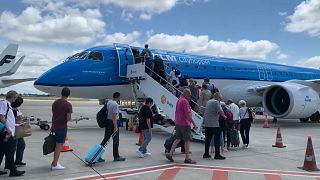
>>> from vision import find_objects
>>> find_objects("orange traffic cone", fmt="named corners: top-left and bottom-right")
top-left (60, 135), bottom-right (73, 152)
top-left (272, 128), bottom-right (286, 148)
top-left (298, 136), bottom-right (319, 171)
top-left (263, 113), bottom-right (269, 128)
top-left (136, 133), bottom-right (143, 146)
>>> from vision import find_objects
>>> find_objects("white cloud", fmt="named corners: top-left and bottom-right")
top-left (99, 31), bottom-right (141, 45)
top-left (296, 56), bottom-right (320, 69)
top-left (0, 4), bottom-right (106, 44)
top-left (139, 13), bottom-right (152, 21)
top-left (147, 33), bottom-right (278, 59)
top-left (279, 12), bottom-right (287, 16)
top-left (285, 0), bottom-right (320, 37)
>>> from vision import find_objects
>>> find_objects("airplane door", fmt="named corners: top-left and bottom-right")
top-left (258, 66), bottom-right (265, 80)
top-left (114, 44), bottom-right (134, 77)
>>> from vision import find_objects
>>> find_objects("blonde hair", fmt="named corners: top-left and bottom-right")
top-left (238, 100), bottom-right (246, 107)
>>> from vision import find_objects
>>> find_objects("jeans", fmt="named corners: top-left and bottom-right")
top-left (240, 118), bottom-right (251, 145)
top-left (100, 120), bottom-right (120, 158)
top-left (204, 127), bottom-right (222, 156)
top-left (139, 129), bottom-right (152, 153)
top-left (15, 138), bottom-right (26, 163)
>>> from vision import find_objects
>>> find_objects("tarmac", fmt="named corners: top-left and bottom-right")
top-left (1, 99), bottom-right (320, 179)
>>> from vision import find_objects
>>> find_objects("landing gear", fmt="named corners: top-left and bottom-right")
top-left (310, 111), bottom-right (320, 123)
top-left (300, 117), bottom-right (309, 123)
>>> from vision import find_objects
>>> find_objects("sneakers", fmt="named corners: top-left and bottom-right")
top-left (214, 155), bottom-right (226, 160)
top-left (9, 169), bottom-right (25, 177)
top-left (242, 144), bottom-right (248, 149)
top-left (144, 152), bottom-right (151, 156)
top-left (97, 158), bottom-right (105, 163)
top-left (0, 170), bottom-right (7, 176)
top-left (184, 159), bottom-right (197, 164)
top-left (15, 162), bottom-right (26, 166)
top-left (166, 153), bottom-right (174, 162)
top-left (51, 164), bottom-right (65, 171)
top-left (203, 154), bottom-right (212, 159)
top-left (136, 150), bottom-right (145, 158)
top-left (114, 156), bottom-right (126, 161)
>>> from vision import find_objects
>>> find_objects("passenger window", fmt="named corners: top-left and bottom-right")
top-left (203, 64), bottom-right (207, 69)
top-left (185, 63), bottom-right (189, 67)
top-left (88, 52), bottom-right (103, 61)
top-left (195, 64), bottom-right (199, 69)
top-left (222, 66), bottom-right (226, 71)
top-left (230, 67), bottom-right (234, 71)
top-left (251, 69), bottom-right (255, 74)
top-left (244, 68), bottom-right (248, 74)
top-left (213, 66), bottom-right (217, 70)
top-left (237, 67), bottom-right (241, 72)
top-left (175, 63), bottom-right (180, 67)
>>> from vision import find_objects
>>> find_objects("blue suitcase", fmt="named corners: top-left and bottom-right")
top-left (85, 144), bottom-right (106, 166)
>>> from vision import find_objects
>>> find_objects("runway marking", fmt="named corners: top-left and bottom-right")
top-left (264, 174), bottom-right (281, 180)
top-left (157, 167), bottom-right (181, 180)
top-left (70, 164), bottom-right (320, 180)
top-left (212, 170), bottom-right (228, 180)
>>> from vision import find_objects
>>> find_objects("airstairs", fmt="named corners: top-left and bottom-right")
top-left (126, 64), bottom-right (205, 141)
top-left (114, 43), bottom-right (205, 141)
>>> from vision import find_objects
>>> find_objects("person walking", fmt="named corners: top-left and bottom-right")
top-left (51, 87), bottom-right (73, 170)
top-left (136, 98), bottom-right (154, 158)
top-left (0, 90), bottom-right (25, 177)
top-left (238, 100), bottom-right (252, 148)
top-left (203, 92), bottom-right (226, 160)
top-left (11, 96), bottom-right (27, 166)
top-left (166, 89), bottom-right (197, 164)
top-left (99, 92), bottom-right (126, 162)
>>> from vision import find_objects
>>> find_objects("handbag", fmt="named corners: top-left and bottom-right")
top-left (15, 122), bottom-right (32, 139)
top-left (43, 133), bottom-right (56, 155)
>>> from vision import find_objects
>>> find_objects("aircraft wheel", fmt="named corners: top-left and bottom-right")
top-left (310, 111), bottom-right (320, 122)
top-left (300, 117), bottom-right (309, 123)
top-left (44, 124), bottom-right (50, 130)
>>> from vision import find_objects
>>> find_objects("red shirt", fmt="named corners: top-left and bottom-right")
top-left (52, 98), bottom-right (72, 130)
top-left (175, 96), bottom-right (192, 126)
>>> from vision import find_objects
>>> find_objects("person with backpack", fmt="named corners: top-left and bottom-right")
top-left (140, 44), bottom-right (153, 75)
top-left (136, 98), bottom-right (154, 158)
top-left (238, 100), bottom-right (252, 149)
top-left (152, 56), bottom-right (167, 86)
top-left (99, 92), bottom-right (125, 162)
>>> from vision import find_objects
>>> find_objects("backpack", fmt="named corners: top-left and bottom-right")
top-left (96, 104), bottom-right (108, 128)
top-left (179, 76), bottom-right (188, 87)
top-left (247, 108), bottom-right (255, 123)
top-left (225, 110), bottom-right (233, 124)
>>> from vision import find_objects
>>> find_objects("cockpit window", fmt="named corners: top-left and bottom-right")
top-left (88, 52), bottom-right (103, 61)
top-left (67, 51), bottom-right (89, 60)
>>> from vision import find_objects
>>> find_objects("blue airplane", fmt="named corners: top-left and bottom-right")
top-left (34, 44), bottom-right (320, 123)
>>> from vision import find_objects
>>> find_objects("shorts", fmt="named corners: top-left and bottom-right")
top-left (176, 125), bottom-right (191, 141)
top-left (54, 128), bottom-right (67, 144)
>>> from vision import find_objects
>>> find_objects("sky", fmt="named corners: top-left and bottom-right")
top-left (0, 0), bottom-right (320, 94)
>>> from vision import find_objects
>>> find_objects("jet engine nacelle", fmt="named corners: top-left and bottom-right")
top-left (263, 83), bottom-right (320, 119)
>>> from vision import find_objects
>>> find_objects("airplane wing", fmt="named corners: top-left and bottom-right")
top-left (0, 44), bottom-right (18, 74)
top-left (0, 78), bottom-right (36, 88)
top-left (0, 56), bottom-right (25, 77)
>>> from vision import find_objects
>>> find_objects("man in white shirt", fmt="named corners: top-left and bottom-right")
top-left (0, 90), bottom-right (25, 177)
top-left (227, 99), bottom-right (240, 122)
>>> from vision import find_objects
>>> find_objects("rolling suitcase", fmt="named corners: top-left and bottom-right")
top-left (85, 132), bottom-right (116, 166)
top-left (230, 128), bottom-right (240, 147)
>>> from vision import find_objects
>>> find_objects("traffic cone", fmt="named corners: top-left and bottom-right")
top-left (272, 128), bottom-right (286, 148)
top-left (136, 133), bottom-right (143, 146)
top-left (60, 135), bottom-right (73, 152)
top-left (263, 113), bottom-right (269, 128)
top-left (298, 136), bottom-right (319, 171)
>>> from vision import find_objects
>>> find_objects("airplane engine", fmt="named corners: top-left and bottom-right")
top-left (262, 83), bottom-right (320, 119)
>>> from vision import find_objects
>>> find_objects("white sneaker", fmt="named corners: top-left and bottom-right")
top-left (51, 164), bottom-right (65, 170)
top-left (144, 152), bottom-right (151, 156)
top-left (136, 150), bottom-right (145, 158)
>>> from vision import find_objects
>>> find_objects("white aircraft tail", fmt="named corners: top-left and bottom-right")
top-left (0, 44), bottom-right (19, 75)
top-left (127, 64), bottom-right (205, 141)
